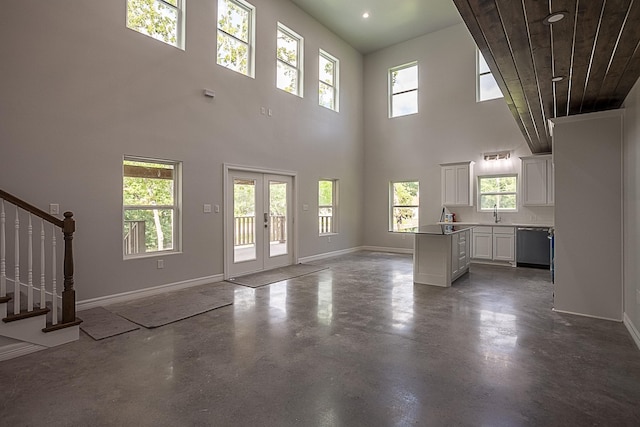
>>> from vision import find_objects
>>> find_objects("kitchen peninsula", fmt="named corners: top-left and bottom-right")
top-left (393, 225), bottom-right (475, 287)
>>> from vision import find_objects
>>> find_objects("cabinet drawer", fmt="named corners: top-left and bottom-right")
top-left (474, 226), bottom-right (492, 234)
top-left (493, 226), bottom-right (514, 235)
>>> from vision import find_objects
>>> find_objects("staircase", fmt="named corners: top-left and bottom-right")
top-left (1, 189), bottom-right (81, 358)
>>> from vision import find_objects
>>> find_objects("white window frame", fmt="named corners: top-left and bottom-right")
top-left (276, 23), bottom-right (304, 97)
top-left (123, 156), bottom-right (182, 259)
top-left (126, 0), bottom-right (185, 49)
top-left (390, 181), bottom-right (420, 232)
top-left (319, 49), bottom-right (339, 111)
top-left (217, 0), bottom-right (256, 78)
top-left (477, 174), bottom-right (518, 212)
top-left (477, 48), bottom-right (504, 102)
top-left (318, 179), bottom-right (338, 235)
top-left (389, 62), bottom-right (419, 118)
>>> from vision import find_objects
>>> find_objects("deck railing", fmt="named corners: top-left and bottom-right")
top-left (0, 189), bottom-right (78, 327)
top-left (123, 220), bottom-right (146, 255)
top-left (234, 215), bottom-right (287, 246)
top-left (319, 215), bottom-right (332, 234)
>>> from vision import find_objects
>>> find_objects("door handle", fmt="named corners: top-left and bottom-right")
top-left (264, 213), bottom-right (269, 228)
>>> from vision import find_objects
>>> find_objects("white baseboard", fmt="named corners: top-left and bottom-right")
top-left (76, 274), bottom-right (224, 311)
top-left (298, 247), bottom-right (364, 263)
top-left (551, 308), bottom-right (623, 323)
top-left (0, 342), bottom-right (46, 362)
top-left (360, 246), bottom-right (413, 255)
top-left (624, 313), bottom-right (640, 350)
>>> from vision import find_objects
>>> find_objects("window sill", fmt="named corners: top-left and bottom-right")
top-left (124, 250), bottom-right (183, 261)
top-left (320, 232), bottom-right (338, 237)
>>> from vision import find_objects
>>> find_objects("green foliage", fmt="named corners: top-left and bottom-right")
top-left (123, 160), bottom-right (175, 252)
top-left (392, 182), bottom-right (419, 230)
top-left (318, 180), bottom-right (333, 206)
top-left (269, 182), bottom-right (287, 216)
top-left (479, 176), bottom-right (517, 210)
top-left (217, 0), bottom-right (250, 74)
top-left (276, 29), bottom-right (299, 93)
top-left (233, 180), bottom-right (255, 217)
top-left (127, 0), bottom-right (178, 46)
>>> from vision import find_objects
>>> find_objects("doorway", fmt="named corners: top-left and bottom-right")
top-left (225, 167), bottom-right (295, 278)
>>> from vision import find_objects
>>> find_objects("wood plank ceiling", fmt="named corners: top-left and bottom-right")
top-left (453, 0), bottom-right (640, 154)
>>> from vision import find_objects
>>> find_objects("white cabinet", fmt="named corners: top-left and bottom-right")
top-left (471, 226), bottom-right (493, 259)
top-left (441, 161), bottom-right (474, 206)
top-left (451, 229), bottom-right (471, 281)
top-left (472, 226), bottom-right (515, 263)
top-left (413, 228), bottom-right (472, 287)
top-left (493, 228), bottom-right (515, 261)
top-left (521, 155), bottom-right (554, 206)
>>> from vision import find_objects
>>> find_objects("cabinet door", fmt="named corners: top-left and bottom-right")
top-left (442, 166), bottom-right (457, 206)
top-left (451, 234), bottom-right (460, 276)
top-left (493, 234), bottom-right (515, 261)
top-left (472, 232), bottom-right (492, 259)
top-left (455, 165), bottom-right (470, 205)
top-left (546, 158), bottom-right (554, 205)
top-left (522, 158), bottom-right (547, 206)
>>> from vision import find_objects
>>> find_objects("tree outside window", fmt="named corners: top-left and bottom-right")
top-left (217, 0), bottom-right (254, 77)
top-left (478, 175), bottom-right (517, 211)
top-left (319, 50), bottom-right (338, 111)
top-left (391, 181), bottom-right (419, 231)
top-left (277, 24), bottom-right (303, 96)
top-left (126, 0), bottom-right (184, 48)
top-left (390, 62), bottom-right (418, 118)
top-left (319, 179), bottom-right (337, 234)
top-left (123, 158), bottom-right (181, 257)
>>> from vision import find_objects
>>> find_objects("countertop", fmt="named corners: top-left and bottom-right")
top-left (391, 225), bottom-right (475, 235)
top-left (437, 222), bottom-right (554, 229)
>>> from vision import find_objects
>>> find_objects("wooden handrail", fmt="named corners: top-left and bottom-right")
top-left (0, 189), bottom-right (63, 228)
top-left (1, 188), bottom-right (77, 326)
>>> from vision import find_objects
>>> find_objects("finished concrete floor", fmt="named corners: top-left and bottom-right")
top-left (1, 251), bottom-right (640, 426)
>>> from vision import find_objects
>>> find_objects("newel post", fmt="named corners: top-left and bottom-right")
top-left (62, 211), bottom-right (76, 323)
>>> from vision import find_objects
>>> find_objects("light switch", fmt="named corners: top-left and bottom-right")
top-left (49, 204), bottom-right (59, 215)
top-left (303, 204), bottom-right (309, 211)
top-left (203, 204), bottom-right (212, 213)
top-left (214, 204), bottom-right (220, 213)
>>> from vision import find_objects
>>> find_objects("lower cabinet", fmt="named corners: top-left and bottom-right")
top-left (451, 229), bottom-right (471, 280)
top-left (472, 226), bottom-right (515, 263)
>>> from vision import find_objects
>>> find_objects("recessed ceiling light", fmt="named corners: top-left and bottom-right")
top-left (362, 12), bottom-right (370, 19)
top-left (544, 11), bottom-right (567, 25)
top-left (551, 76), bottom-right (564, 82)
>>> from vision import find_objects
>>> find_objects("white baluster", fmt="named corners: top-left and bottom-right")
top-left (1, 200), bottom-right (5, 298)
top-left (27, 214), bottom-right (33, 311)
top-left (14, 207), bottom-right (20, 315)
top-left (52, 225), bottom-right (57, 325)
top-left (40, 220), bottom-right (46, 309)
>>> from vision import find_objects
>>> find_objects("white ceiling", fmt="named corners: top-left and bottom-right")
top-left (289, 0), bottom-right (463, 54)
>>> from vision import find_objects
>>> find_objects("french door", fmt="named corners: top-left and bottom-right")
top-left (226, 169), bottom-right (294, 278)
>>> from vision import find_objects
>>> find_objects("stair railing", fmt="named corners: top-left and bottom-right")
top-left (0, 189), bottom-right (77, 327)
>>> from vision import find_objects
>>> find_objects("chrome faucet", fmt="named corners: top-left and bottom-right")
top-left (493, 204), bottom-right (501, 223)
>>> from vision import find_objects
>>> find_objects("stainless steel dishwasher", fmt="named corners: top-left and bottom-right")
top-left (516, 227), bottom-right (551, 268)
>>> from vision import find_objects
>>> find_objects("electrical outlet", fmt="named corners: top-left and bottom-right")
top-left (157, 259), bottom-right (164, 269)
top-left (203, 204), bottom-right (212, 213)
top-left (49, 204), bottom-right (59, 215)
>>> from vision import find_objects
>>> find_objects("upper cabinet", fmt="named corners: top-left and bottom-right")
top-left (441, 161), bottom-right (474, 206)
top-left (521, 155), bottom-right (554, 206)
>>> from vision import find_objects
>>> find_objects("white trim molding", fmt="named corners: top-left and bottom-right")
top-left (76, 274), bottom-right (224, 311)
top-left (624, 313), bottom-right (640, 350)
top-left (360, 246), bottom-right (413, 255)
top-left (298, 247), bottom-right (363, 264)
top-left (552, 308), bottom-right (623, 323)
top-left (0, 342), bottom-right (46, 362)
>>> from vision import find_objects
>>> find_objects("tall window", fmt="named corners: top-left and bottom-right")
top-left (319, 179), bottom-right (337, 234)
top-left (123, 157), bottom-right (181, 257)
top-left (390, 181), bottom-right (419, 232)
top-left (126, 0), bottom-right (185, 49)
top-left (477, 49), bottom-right (503, 101)
top-left (276, 23), bottom-right (303, 96)
top-left (319, 49), bottom-right (339, 111)
top-left (217, 0), bottom-right (255, 77)
top-left (478, 175), bottom-right (517, 211)
top-left (389, 62), bottom-right (418, 118)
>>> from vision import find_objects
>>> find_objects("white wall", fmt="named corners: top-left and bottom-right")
top-left (361, 24), bottom-right (553, 250)
top-left (623, 79), bottom-right (640, 340)
top-left (552, 110), bottom-right (623, 321)
top-left (0, 0), bottom-right (364, 301)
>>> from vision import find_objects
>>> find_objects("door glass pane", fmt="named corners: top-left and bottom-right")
top-left (234, 178), bottom-right (256, 263)
top-left (269, 181), bottom-right (287, 257)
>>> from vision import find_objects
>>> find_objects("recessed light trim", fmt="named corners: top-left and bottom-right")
top-left (544, 11), bottom-right (567, 25)
top-left (362, 12), bottom-right (370, 19)
top-left (551, 75), bottom-right (564, 82)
